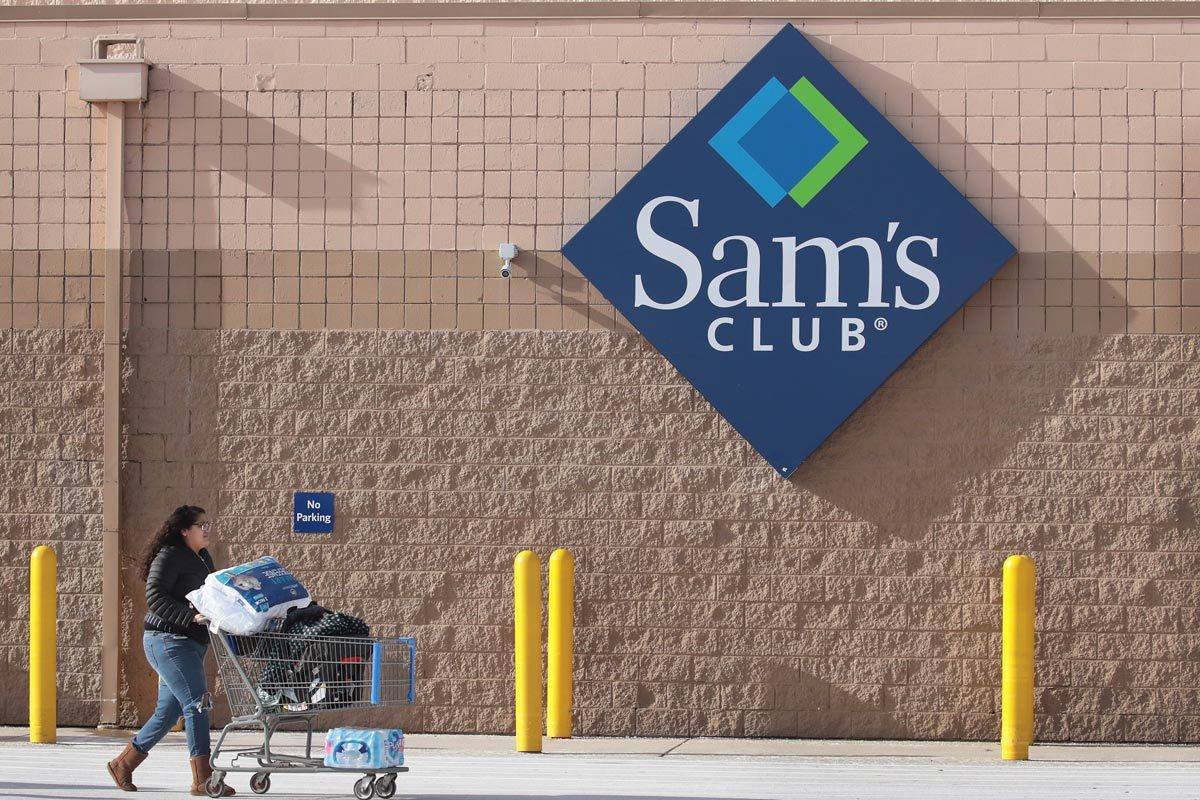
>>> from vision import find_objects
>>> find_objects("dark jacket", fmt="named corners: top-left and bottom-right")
top-left (144, 545), bottom-right (214, 644)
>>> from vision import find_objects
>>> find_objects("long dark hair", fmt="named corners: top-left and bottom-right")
top-left (139, 505), bottom-right (206, 582)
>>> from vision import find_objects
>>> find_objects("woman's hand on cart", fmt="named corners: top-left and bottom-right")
top-left (194, 613), bottom-right (209, 624)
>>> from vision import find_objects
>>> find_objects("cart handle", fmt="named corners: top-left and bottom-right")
top-left (370, 642), bottom-right (382, 705)
top-left (370, 636), bottom-right (417, 705)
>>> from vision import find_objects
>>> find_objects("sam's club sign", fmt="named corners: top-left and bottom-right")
top-left (563, 25), bottom-right (1015, 477)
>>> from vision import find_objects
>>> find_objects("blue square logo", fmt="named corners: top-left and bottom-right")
top-left (737, 81), bottom-right (837, 194)
top-left (562, 25), bottom-right (1015, 477)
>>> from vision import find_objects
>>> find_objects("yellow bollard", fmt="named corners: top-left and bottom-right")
top-left (514, 550), bottom-right (542, 753)
top-left (30, 545), bottom-right (57, 744)
top-left (547, 548), bottom-right (574, 739)
top-left (1001, 554), bottom-right (1036, 761)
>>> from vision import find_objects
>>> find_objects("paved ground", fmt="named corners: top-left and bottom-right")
top-left (1, 728), bottom-right (1197, 799)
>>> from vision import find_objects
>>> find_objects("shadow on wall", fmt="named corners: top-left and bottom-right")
top-left (117, 327), bottom-right (227, 726)
top-left (130, 72), bottom-right (378, 251)
top-left (791, 41), bottom-right (1101, 543)
top-left (785, 42), bottom-right (1199, 742)
top-left (117, 67), bottom-right (383, 724)
top-left (734, 660), bottom-right (915, 739)
top-left (523, 251), bottom-right (636, 334)
top-left (115, 328), bottom-right (428, 733)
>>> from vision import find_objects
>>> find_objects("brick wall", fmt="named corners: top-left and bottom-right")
top-left (0, 329), bottom-right (103, 724)
top-left (110, 326), bottom-right (1200, 741)
top-left (0, 12), bottom-right (1198, 741)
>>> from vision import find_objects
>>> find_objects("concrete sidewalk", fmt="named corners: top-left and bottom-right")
top-left (1, 727), bottom-right (1197, 799)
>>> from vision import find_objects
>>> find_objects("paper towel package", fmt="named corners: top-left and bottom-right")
top-left (324, 728), bottom-right (405, 769)
top-left (186, 556), bottom-right (311, 634)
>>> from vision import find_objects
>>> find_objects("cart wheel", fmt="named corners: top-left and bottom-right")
top-left (353, 776), bottom-right (376, 800)
top-left (375, 775), bottom-right (396, 799)
top-left (250, 771), bottom-right (271, 794)
top-left (204, 776), bottom-right (227, 798)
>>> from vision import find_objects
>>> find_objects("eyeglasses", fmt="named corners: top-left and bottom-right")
top-left (195, 522), bottom-right (212, 532)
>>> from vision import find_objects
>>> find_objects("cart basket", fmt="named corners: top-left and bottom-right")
top-left (212, 630), bottom-right (416, 719)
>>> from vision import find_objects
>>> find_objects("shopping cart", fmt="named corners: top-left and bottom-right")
top-left (207, 628), bottom-right (416, 799)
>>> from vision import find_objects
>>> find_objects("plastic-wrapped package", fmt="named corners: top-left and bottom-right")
top-left (187, 556), bottom-right (312, 635)
top-left (324, 728), bottom-right (404, 769)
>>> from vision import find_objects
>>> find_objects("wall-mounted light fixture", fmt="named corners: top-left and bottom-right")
top-left (78, 35), bottom-right (150, 104)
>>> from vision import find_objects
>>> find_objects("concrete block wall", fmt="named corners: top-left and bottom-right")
top-left (0, 329), bottom-right (103, 724)
top-left (114, 327), bottom-right (1200, 740)
top-left (0, 11), bottom-right (1197, 740)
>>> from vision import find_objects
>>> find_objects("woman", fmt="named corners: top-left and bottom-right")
top-left (106, 505), bottom-right (235, 796)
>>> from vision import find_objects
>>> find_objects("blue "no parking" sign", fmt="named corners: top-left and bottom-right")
top-left (293, 492), bottom-right (334, 534)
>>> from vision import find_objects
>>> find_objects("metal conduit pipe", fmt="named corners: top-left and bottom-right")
top-left (100, 102), bottom-right (123, 726)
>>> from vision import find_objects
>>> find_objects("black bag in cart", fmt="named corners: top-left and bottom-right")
top-left (287, 612), bottom-right (372, 710)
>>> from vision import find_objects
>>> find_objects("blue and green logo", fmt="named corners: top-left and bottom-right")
top-left (710, 77), bottom-right (867, 208)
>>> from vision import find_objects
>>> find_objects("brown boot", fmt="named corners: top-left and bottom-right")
top-left (190, 754), bottom-right (235, 796)
top-left (106, 742), bottom-right (147, 792)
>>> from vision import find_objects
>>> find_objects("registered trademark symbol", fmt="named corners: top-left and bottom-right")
top-left (874, 318), bottom-right (888, 331)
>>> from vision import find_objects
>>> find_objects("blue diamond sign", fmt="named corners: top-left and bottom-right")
top-left (562, 24), bottom-right (1015, 477)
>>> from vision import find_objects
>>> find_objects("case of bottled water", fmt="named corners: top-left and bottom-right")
top-left (323, 728), bottom-right (404, 769)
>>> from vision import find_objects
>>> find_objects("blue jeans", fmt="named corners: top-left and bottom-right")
top-left (132, 631), bottom-right (211, 758)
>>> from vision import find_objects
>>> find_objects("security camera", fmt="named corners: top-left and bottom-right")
top-left (499, 243), bottom-right (518, 278)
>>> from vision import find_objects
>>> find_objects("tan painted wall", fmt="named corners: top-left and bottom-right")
top-left (0, 14), bottom-right (1198, 740)
top-left (1, 17), bottom-right (1198, 333)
